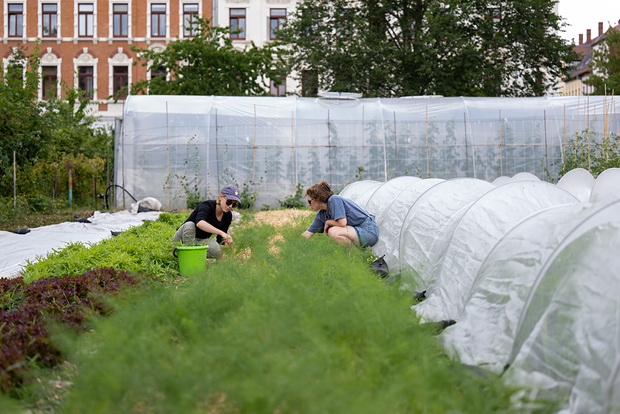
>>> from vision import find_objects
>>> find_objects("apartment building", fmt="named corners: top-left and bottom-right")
top-left (1, 0), bottom-right (213, 122)
top-left (559, 20), bottom-right (620, 96)
top-left (213, 0), bottom-right (299, 96)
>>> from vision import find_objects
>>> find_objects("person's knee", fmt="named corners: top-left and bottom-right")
top-left (180, 222), bottom-right (197, 243)
top-left (207, 239), bottom-right (222, 258)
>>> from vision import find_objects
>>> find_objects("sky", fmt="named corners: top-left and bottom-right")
top-left (557, 0), bottom-right (620, 44)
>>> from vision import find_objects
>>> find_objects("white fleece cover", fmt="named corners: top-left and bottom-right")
top-left (0, 210), bottom-right (161, 279)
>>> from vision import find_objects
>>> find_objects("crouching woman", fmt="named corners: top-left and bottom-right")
top-left (302, 181), bottom-right (379, 248)
top-left (172, 185), bottom-right (240, 258)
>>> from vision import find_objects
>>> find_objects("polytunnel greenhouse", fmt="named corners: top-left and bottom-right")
top-left (337, 168), bottom-right (620, 414)
top-left (115, 94), bottom-right (618, 210)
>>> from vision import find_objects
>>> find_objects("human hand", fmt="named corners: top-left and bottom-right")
top-left (223, 233), bottom-right (233, 245)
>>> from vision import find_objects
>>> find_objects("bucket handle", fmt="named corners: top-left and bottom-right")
top-left (173, 247), bottom-right (178, 258)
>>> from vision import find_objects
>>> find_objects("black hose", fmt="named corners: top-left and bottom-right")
top-left (104, 184), bottom-right (138, 210)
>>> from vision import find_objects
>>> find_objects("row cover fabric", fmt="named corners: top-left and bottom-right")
top-left (117, 95), bottom-right (619, 210)
top-left (0, 211), bottom-right (161, 279)
top-left (340, 169), bottom-right (620, 413)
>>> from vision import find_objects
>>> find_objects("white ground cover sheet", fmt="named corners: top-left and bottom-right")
top-left (0, 210), bottom-right (161, 279)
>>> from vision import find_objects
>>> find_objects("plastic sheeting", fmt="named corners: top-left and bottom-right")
top-left (117, 95), bottom-right (620, 210)
top-left (414, 181), bottom-right (579, 322)
top-left (338, 180), bottom-right (381, 204)
top-left (398, 178), bottom-right (495, 290)
top-left (341, 170), bottom-right (620, 413)
top-left (556, 168), bottom-right (595, 202)
top-left (504, 200), bottom-right (620, 413)
top-left (441, 202), bottom-right (603, 372)
top-left (369, 178), bottom-right (442, 275)
top-left (0, 211), bottom-right (161, 279)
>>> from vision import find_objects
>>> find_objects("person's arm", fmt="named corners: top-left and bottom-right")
top-left (196, 220), bottom-right (233, 245)
top-left (324, 197), bottom-right (348, 233)
top-left (324, 218), bottom-right (347, 233)
top-left (302, 212), bottom-right (325, 238)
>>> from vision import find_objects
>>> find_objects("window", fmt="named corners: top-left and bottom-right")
top-left (151, 4), bottom-right (166, 37)
top-left (269, 8), bottom-right (286, 40)
top-left (78, 4), bottom-right (94, 37)
top-left (113, 4), bottom-right (128, 37)
top-left (113, 66), bottom-right (128, 99)
top-left (78, 66), bottom-right (94, 99)
top-left (301, 70), bottom-right (318, 97)
top-left (183, 3), bottom-right (199, 37)
top-left (6, 64), bottom-right (24, 86)
top-left (42, 66), bottom-right (57, 99)
top-left (42, 4), bottom-right (58, 37)
top-left (302, 9), bottom-right (318, 39)
top-left (336, 8), bottom-right (353, 39)
top-left (488, 5), bottom-right (501, 30)
top-left (8, 4), bottom-right (24, 37)
top-left (230, 8), bottom-right (246, 40)
top-left (270, 76), bottom-right (286, 97)
top-left (150, 66), bottom-right (166, 81)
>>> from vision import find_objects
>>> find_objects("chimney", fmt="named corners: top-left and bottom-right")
top-left (599, 22), bottom-right (603, 37)
top-left (587, 29), bottom-right (591, 43)
top-left (579, 33), bottom-right (583, 45)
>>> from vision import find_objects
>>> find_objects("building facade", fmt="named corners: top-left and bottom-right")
top-left (559, 20), bottom-right (620, 96)
top-left (213, 0), bottom-right (299, 96)
top-left (1, 0), bottom-right (213, 123)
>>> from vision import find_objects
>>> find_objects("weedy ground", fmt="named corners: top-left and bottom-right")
top-left (0, 209), bottom-right (533, 413)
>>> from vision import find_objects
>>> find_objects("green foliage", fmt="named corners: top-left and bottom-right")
top-left (0, 46), bottom-right (113, 203)
top-left (55, 218), bottom-right (519, 413)
top-left (20, 214), bottom-right (187, 283)
top-left (276, 182), bottom-right (307, 209)
top-left (584, 26), bottom-right (620, 95)
top-left (278, 0), bottom-right (575, 97)
top-left (131, 17), bottom-right (286, 96)
top-left (553, 130), bottom-right (620, 180)
top-left (165, 135), bottom-right (202, 209)
top-left (0, 268), bottom-right (155, 394)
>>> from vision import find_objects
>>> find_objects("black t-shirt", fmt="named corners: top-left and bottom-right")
top-left (183, 200), bottom-right (232, 243)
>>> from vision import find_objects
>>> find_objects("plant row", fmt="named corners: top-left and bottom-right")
top-left (2, 211), bottom-right (527, 412)
top-left (0, 267), bottom-right (158, 394)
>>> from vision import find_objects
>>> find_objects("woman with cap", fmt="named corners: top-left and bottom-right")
top-left (173, 184), bottom-right (241, 258)
top-left (302, 180), bottom-right (379, 248)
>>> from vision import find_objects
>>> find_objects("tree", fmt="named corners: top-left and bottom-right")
top-left (278, 0), bottom-right (575, 97)
top-left (584, 25), bottom-right (620, 95)
top-left (131, 18), bottom-right (286, 96)
top-left (0, 46), bottom-right (111, 200)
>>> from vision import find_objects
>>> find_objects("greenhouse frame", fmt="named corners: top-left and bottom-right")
top-left (115, 95), bottom-right (619, 209)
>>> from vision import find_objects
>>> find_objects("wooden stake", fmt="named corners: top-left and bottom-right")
top-left (425, 106), bottom-right (429, 178)
top-left (166, 101), bottom-right (170, 209)
top-left (394, 111), bottom-right (398, 176)
top-left (253, 104), bottom-right (257, 195)
top-left (215, 108), bottom-right (220, 190)
top-left (362, 105), bottom-right (365, 180)
top-left (464, 112), bottom-right (469, 177)
top-left (291, 111), bottom-right (295, 186)
top-left (499, 109), bottom-right (503, 177)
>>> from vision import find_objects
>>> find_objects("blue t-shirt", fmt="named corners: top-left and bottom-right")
top-left (307, 195), bottom-right (372, 233)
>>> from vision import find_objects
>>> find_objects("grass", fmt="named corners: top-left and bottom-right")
top-left (1, 209), bottom-right (527, 413)
top-left (0, 196), bottom-right (99, 232)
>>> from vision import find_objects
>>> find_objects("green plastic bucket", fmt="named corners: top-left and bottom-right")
top-left (173, 245), bottom-right (208, 277)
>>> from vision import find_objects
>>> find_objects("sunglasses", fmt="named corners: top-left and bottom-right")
top-left (226, 199), bottom-right (239, 207)
top-left (307, 199), bottom-right (313, 205)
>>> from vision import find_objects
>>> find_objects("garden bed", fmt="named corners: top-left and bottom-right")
top-left (0, 209), bottom-right (525, 413)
